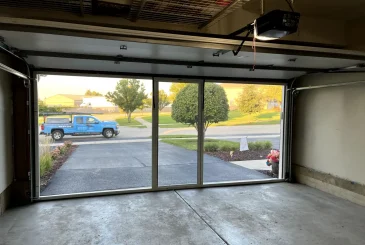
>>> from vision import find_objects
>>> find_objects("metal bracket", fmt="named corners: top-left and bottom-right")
top-left (232, 30), bottom-right (252, 56)
top-left (293, 89), bottom-right (299, 97)
top-left (24, 79), bottom-right (30, 88)
top-left (114, 55), bottom-right (124, 64)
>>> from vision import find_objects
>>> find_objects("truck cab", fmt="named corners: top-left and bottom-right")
top-left (40, 114), bottom-right (120, 141)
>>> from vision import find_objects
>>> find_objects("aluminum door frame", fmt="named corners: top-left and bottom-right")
top-left (152, 77), bottom-right (204, 190)
top-left (32, 71), bottom-right (286, 201)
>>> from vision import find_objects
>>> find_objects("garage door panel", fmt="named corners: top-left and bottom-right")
top-left (26, 56), bottom-right (304, 79)
top-left (2, 30), bottom-right (365, 71)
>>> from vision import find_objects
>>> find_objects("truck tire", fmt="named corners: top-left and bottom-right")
top-left (52, 130), bottom-right (64, 141)
top-left (103, 129), bottom-right (114, 139)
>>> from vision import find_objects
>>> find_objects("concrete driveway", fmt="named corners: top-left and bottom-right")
top-left (41, 142), bottom-right (270, 196)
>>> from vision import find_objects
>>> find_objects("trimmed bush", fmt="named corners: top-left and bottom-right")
top-left (204, 143), bottom-right (219, 152)
top-left (263, 141), bottom-right (273, 149)
top-left (219, 143), bottom-right (239, 152)
top-left (248, 141), bottom-right (273, 150)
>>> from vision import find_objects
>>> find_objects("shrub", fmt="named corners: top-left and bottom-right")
top-left (64, 141), bottom-right (73, 148)
top-left (219, 143), bottom-right (239, 152)
top-left (39, 137), bottom-right (54, 177)
top-left (59, 145), bottom-right (67, 155)
top-left (263, 141), bottom-right (273, 149)
top-left (248, 141), bottom-right (272, 150)
top-left (51, 148), bottom-right (61, 160)
top-left (40, 153), bottom-right (52, 177)
top-left (204, 143), bottom-right (219, 152)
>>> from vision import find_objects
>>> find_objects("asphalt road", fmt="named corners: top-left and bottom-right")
top-left (41, 142), bottom-right (270, 196)
top-left (39, 124), bottom-right (280, 141)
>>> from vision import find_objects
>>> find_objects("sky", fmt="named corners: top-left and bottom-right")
top-left (38, 75), bottom-right (172, 100)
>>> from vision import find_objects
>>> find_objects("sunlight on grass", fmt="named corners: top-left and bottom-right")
top-left (142, 110), bottom-right (280, 127)
top-left (158, 135), bottom-right (197, 139)
top-left (214, 110), bottom-right (280, 126)
top-left (116, 118), bottom-right (146, 128)
top-left (161, 138), bottom-right (239, 151)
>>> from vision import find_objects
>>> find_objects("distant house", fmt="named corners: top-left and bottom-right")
top-left (44, 94), bottom-right (84, 107)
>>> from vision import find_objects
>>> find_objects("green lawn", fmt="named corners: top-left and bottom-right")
top-left (116, 118), bottom-right (146, 128)
top-left (214, 110), bottom-right (280, 126)
top-left (158, 135), bottom-right (197, 139)
top-left (142, 110), bottom-right (280, 128)
top-left (161, 138), bottom-right (239, 151)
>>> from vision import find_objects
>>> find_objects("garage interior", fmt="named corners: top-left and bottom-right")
top-left (1, 0), bottom-right (365, 244)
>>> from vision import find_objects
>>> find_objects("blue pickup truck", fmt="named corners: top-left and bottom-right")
top-left (40, 115), bottom-right (120, 141)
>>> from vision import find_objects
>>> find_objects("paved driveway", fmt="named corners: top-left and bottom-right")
top-left (41, 142), bottom-right (270, 196)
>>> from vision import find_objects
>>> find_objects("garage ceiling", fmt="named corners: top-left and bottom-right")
top-left (1, 29), bottom-right (365, 81)
top-left (0, 0), bottom-right (247, 27)
top-left (243, 0), bottom-right (365, 21)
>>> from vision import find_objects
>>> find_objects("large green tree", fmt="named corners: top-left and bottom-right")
top-left (235, 84), bottom-right (264, 114)
top-left (171, 83), bottom-right (229, 132)
top-left (106, 79), bottom-right (147, 122)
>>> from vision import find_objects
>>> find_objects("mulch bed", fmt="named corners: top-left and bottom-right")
top-left (206, 150), bottom-right (271, 162)
top-left (40, 145), bottom-right (78, 192)
top-left (207, 150), bottom-right (276, 178)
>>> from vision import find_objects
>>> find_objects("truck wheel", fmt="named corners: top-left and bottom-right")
top-left (103, 129), bottom-right (114, 139)
top-left (52, 130), bottom-right (64, 141)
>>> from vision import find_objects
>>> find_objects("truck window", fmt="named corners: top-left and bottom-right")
top-left (86, 117), bottom-right (97, 124)
top-left (76, 117), bottom-right (83, 124)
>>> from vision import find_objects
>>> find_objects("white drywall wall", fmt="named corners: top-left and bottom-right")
top-left (0, 69), bottom-right (13, 194)
top-left (293, 73), bottom-right (365, 185)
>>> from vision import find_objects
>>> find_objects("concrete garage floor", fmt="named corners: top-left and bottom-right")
top-left (41, 142), bottom-right (269, 196)
top-left (2, 183), bottom-right (365, 245)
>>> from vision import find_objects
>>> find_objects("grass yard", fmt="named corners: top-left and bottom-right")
top-left (161, 138), bottom-right (239, 151)
top-left (142, 110), bottom-right (280, 128)
top-left (115, 118), bottom-right (146, 128)
top-left (158, 135), bottom-right (197, 139)
top-left (214, 110), bottom-right (281, 126)
top-left (143, 113), bottom-right (188, 128)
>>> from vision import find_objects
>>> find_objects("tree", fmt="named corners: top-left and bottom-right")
top-left (85, 89), bottom-right (103, 96)
top-left (106, 79), bottom-right (147, 122)
top-left (138, 97), bottom-right (152, 115)
top-left (169, 83), bottom-right (187, 102)
top-left (38, 100), bottom-right (62, 113)
top-left (171, 83), bottom-right (229, 132)
top-left (235, 84), bottom-right (264, 114)
top-left (260, 85), bottom-right (283, 103)
top-left (158, 90), bottom-right (170, 111)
